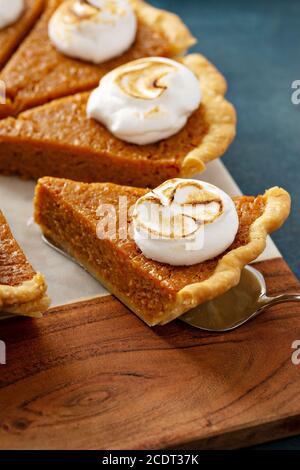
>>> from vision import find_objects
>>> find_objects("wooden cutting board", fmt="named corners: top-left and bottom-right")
top-left (0, 257), bottom-right (300, 450)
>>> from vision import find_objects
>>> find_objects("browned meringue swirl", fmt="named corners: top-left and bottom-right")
top-left (158, 180), bottom-right (223, 208)
top-left (114, 59), bottom-right (178, 100)
top-left (133, 180), bottom-right (224, 240)
top-left (60, 0), bottom-right (125, 25)
top-left (60, 0), bottom-right (99, 24)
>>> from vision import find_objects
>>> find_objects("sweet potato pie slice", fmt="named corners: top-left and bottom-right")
top-left (0, 54), bottom-right (236, 188)
top-left (0, 0), bottom-right (44, 71)
top-left (0, 0), bottom-right (195, 117)
top-left (0, 210), bottom-right (50, 316)
top-left (34, 177), bottom-right (290, 326)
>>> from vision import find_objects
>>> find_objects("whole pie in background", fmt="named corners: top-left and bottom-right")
top-left (0, 54), bottom-right (236, 187)
top-left (0, 0), bottom-right (195, 117)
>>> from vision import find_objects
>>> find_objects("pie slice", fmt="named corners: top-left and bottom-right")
top-left (0, 0), bottom-right (44, 71)
top-left (34, 177), bottom-right (290, 326)
top-left (0, 0), bottom-right (195, 117)
top-left (0, 210), bottom-right (50, 316)
top-left (0, 54), bottom-right (236, 187)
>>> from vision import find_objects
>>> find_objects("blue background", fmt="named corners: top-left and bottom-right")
top-left (153, 0), bottom-right (300, 450)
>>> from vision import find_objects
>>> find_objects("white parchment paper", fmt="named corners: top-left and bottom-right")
top-left (0, 160), bottom-right (280, 310)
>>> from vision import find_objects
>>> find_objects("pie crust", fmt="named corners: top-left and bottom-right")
top-left (0, 0), bottom-right (195, 117)
top-left (34, 177), bottom-right (290, 326)
top-left (178, 54), bottom-right (236, 176)
top-left (172, 186), bottom-right (291, 322)
top-left (0, 54), bottom-right (236, 187)
top-left (0, 210), bottom-right (50, 316)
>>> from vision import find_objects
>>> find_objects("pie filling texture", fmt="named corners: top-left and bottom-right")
top-left (0, 0), bottom-right (194, 116)
top-left (0, 210), bottom-right (50, 315)
top-left (34, 177), bottom-right (290, 326)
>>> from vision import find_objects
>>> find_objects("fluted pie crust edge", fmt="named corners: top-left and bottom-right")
top-left (132, 0), bottom-right (196, 55)
top-left (71, 187), bottom-right (290, 326)
top-left (0, 210), bottom-right (50, 316)
top-left (164, 187), bottom-right (291, 324)
top-left (179, 54), bottom-right (237, 176)
top-left (0, 273), bottom-right (49, 317)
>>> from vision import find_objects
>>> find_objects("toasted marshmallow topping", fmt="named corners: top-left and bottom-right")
top-left (0, 0), bottom-right (24, 29)
top-left (87, 57), bottom-right (201, 145)
top-left (48, 0), bottom-right (137, 63)
top-left (132, 179), bottom-right (239, 266)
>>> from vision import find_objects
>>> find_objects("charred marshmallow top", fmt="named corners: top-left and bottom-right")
top-left (0, 0), bottom-right (24, 29)
top-left (86, 57), bottom-right (201, 144)
top-left (132, 179), bottom-right (239, 266)
top-left (48, 0), bottom-right (137, 63)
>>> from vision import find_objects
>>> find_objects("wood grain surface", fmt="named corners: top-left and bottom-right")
top-left (0, 257), bottom-right (300, 450)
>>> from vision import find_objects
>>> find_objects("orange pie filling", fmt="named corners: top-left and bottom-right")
top-left (0, 41), bottom-right (235, 186)
top-left (0, 91), bottom-right (211, 185)
top-left (0, 54), bottom-right (236, 187)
